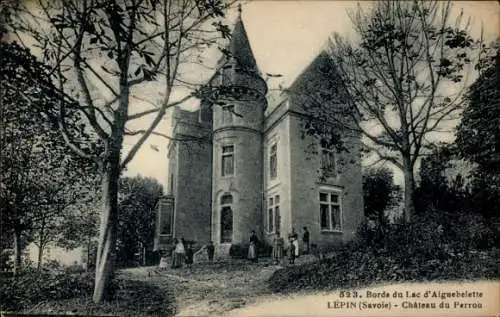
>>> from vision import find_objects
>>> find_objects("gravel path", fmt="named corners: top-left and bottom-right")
top-left (119, 256), bottom-right (317, 316)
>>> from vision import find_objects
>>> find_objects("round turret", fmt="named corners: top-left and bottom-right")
top-left (210, 8), bottom-right (267, 249)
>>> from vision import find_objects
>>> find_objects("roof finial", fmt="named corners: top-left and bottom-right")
top-left (237, 3), bottom-right (242, 17)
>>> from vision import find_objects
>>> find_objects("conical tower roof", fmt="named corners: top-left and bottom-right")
top-left (208, 5), bottom-right (268, 99)
top-left (227, 5), bottom-right (259, 73)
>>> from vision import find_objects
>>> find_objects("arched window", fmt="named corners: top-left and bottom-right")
top-left (220, 194), bottom-right (233, 243)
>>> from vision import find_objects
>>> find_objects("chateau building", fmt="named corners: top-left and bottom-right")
top-left (154, 10), bottom-right (364, 256)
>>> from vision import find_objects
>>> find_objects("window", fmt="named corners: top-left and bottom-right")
top-left (319, 191), bottom-right (342, 231)
top-left (200, 102), bottom-right (212, 122)
top-left (169, 173), bottom-right (174, 194)
top-left (161, 213), bottom-right (173, 235)
top-left (320, 139), bottom-right (337, 177)
top-left (222, 105), bottom-right (234, 125)
top-left (159, 201), bottom-right (174, 235)
top-left (220, 194), bottom-right (233, 243)
top-left (221, 145), bottom-right (234, 176)
top-left (267, 194), bottom-right (281, 235)
top-left (269, 143), bottom-right (277, 179)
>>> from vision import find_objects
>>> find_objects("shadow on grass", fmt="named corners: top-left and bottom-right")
top-left (2, 275), bottom-right (177, 317)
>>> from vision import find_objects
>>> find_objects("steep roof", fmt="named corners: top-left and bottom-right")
top-left (214, 5), bottom-right (259, 75)
top-left (228, 7), bottom-right (259, 73)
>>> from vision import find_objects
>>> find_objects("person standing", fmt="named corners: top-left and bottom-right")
top-left (248, 230), bottom-right (259, 263)
top-left (170, 239), bottom-right (178, 269)
top-left (288, 236), bottom-right (296, 265)
top-left (185, 242), bottom-right (194, 268)
top-left (174, 238), bottom-right (185, 268)
top-left (206, 241), bottom-right (215, 264)
top-left (302, 227), bottom-right (310, 255)
top-left (272, 234), bottom-right (284, 265)
top-left (293, 236), bottom-right (299, 259)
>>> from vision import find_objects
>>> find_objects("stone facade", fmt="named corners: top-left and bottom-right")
top-left (154, 12), bottom-right (364, 255)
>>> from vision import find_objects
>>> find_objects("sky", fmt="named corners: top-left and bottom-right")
top-left (121, 0), bottom-right (499, 190)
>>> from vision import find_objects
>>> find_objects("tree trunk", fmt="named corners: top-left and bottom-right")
top-left (13, 225), bottom-right (22, 276)
top-left (142, 243), bottom-right (146, 266)
top-left (93, 151), bottom-right (121, 303)
top-left (403, 156), bottom-right (416, 223)
top-left (377, 209), bottom-right (385, 235)
top-left (86, 235), bottom-right (91, 272)
top-left (37, 218), bottom-right (46, 270)
top-left (37, 245), bottom-right (44, 270)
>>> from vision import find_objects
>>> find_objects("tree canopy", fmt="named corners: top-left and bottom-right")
top-left (0, 41), bottom-right (99, 274)
top-left (9, 0), bottom-right (231, 302)
top-left (116, 175), bottom-right (163, 267)
top-left (456, 40), bottom-right (499, 172)
top-left (301, 0), bottom-right (482, 222)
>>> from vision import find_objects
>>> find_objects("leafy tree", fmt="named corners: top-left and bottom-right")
top-left (11, 0), bottom-right (231, 302)
top-left (31, 176), bottom-right (101, 269)
top-left (456, 40), bottom-right (499, 171)
top-left (0, 42), bottom-right (98, 275)
top-left (116, 176), bottom-right (163, 267)
top-left (456, 41), bottom-right (500, 218)
top-left (56, 187), bottom-right (101, 270)
top-left (415, 144), bottom-right (469, 213)
top-left (301, 0), bottom-right (482, 223)
top-left (363, 167), bottom-right (401, 231)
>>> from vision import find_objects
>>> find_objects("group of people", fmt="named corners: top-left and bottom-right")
top-left (168, 238), bottom-right (194, 269)
top-left (248, 227), bottom-right (310, 265)
top-left (271, 227), bottom-right (310, 265)
top-left (159, 227), bottom-right (311, 269)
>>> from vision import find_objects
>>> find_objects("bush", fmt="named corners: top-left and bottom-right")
top-left (229, 243), bottom-right (272, 259)
top-left (268, 210), bottom-right (500, 293)
top-left (0, 266), bottom-right (94, 311)
top-left (0, 265), bottom-right (176, 316)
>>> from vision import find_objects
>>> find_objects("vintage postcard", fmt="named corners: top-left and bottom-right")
top-left (1, 0), bottom-right (499, 316)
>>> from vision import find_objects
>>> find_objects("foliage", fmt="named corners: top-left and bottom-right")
top-left (56, 199), bottom-right (100, 249)
top-left (301, 0), bottom-right (482, 222)
top-left (415, 144), bottom-right (466, 212)
top-left (0, 41), bottom-right (99, 273)
top-left (455, 40), bottom-right (499, 219)
top-left (456, 40), bottom-right (499, 172)
top-left (415, 143), bottom-right (499, 219)
top-left (362, 167), bottom-right (401, 224)
top-left (0, 263), bottom-right (175, 317)
top-left (229, 243), bottom-right (273, 259)
top-left (10, 0), bottom-right (231, 302)
top-left (55, 187), bottom-right (101, 269)
top-left (0, 264), bottom-right (94, 311)
top-left (467, 168), bottom-right (500, 219)
top-left (25, 281), bottom-right (176, 317)
top-left (268, 210), bottom-right (499, 293)
top-left (116, 175), bottom-right (163, 267)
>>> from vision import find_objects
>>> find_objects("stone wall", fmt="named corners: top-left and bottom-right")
top-left (288, 114), bottom-right (364, 248)
top-left (211, 129), bottom-right (263, 245)
top-left (262, 113), bottom-right (292, 246)
top-left (170, 108), bottom-right (213, 245)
